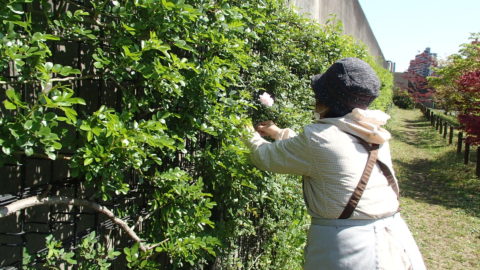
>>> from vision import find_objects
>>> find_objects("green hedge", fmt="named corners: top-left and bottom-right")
top-left (0, 0), bottom-right (393, 268)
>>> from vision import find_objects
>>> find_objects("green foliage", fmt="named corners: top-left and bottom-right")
top-left (124, 243), bottom-right (160, 269)
top-left (393, 87), bottom-right (415, 109)
top-left (1, 0), bottom-right (393, 268)
top-left (430, 109), bottom-right (460, 127)
top-left (369, 58), bottom-right (394, 112)
top-left (428, 33), bottom-right (480, 112)
top-left (23, 232), bottom-right (120, 269)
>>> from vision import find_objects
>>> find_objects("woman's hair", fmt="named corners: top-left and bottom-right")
top-left (323, 108), bottom-right (347, 118)
top-left (315, 100), bottom-right (347, 118)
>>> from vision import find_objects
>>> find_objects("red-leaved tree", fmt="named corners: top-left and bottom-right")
top-left (457, 70), bottom-right (480, 144)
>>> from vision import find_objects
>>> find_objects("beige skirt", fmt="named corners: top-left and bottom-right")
top-left (304, 213), bottom-right (426, 270)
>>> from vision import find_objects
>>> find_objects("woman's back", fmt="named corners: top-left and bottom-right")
top-left (301, 123), bottom-right (399, 219)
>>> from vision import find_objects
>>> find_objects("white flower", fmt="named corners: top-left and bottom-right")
top-left (258, 92), bottom-right (274, 107)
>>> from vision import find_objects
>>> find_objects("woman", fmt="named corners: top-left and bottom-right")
top-left (247, 58), bottom-right (426, 270)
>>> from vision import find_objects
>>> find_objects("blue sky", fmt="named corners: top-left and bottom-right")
top-left (358, 0), bottom-right (480, 72)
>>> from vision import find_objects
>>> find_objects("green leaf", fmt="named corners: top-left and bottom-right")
top-left (91, 127), bottom-right (102, 136)
top-left (44, 62), bottom-right (53, 70)
top-left (241, 180), bottom-right (257, 190)
top-left (52, 142), bottom-right (62, 150)
top-left (87, 131), bottom-right (93, 142)
top-left (5, 89), bottom-right (26, 108)
top-left (69, 97), bottom-right (86, 105)
top-left (122, 46), bottom-right (142, 61)
top-left (84, 158), bottom-right (93, 165)
top-left (7, 5), bottom-right (24, 15)
top-left (80, 122), bottom-right (91, 131)
top-left (47, 152), bottom-right (56, 160)
top-left (59, 66), bottom-right (81, 75)
top-left (121, 22), bottom-right (136, 34)
top-left (123, 247), bottom-right (131, 257)
top-left (2, 146), bottom-right (12, 155)
top-left (161, 0), bottom-right (175, 10)
top-left (74, 9), bottom-right (89, 17)
top-left (45, 112), bottom-right (57, 121)
top-left (9, 20), bottom-right (29, 28)
top-left (23, 120), bottom-right (33, 130)
top-left (3, 100), bottom-right (16, 110)
top-left (6, 89), bottom-right (19, 102)
top-left (61, 107), bottom-right (78, 122)
top-left (174, 39), bottom-right (194, 52)
top-left (38, 126), bottom-right (51, 136)
top-left (44, 34), bottom-right (60, 40)
top-left (24, 148), bottom-right (34, 156)
top-left (52, 64), bottom-right (63, 73)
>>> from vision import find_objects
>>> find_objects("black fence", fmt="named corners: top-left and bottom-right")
top-left (0, 157), bottom-right (149, 269)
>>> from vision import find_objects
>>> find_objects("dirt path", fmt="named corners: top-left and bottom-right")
top-left (388, 107), bottom-right (480, 270)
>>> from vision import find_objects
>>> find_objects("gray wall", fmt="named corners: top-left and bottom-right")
top-left (394, 72), bottom-right (408, 90)
top-left (290, 0), bottom-right (387, 67)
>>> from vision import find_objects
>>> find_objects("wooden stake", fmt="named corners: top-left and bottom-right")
top-left (457, 132), bottom-right (463, 154)
top-left (449, 126), bottom-right (454, 144)
top-left (465, 142), bottom-right (470, 164)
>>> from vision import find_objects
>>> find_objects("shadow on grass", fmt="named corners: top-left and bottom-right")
top-left (403, 120), bottom-right (430, 129)
top-left (391, 112), bottom-right (480, 218)
top-left (390, 117), bottom-right (453, 150)
top-left (395, 150), bottom-right (480, 218)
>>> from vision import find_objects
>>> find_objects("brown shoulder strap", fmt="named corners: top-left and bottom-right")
top-left (377, 160), bottom-right (400, 199)
top-left (338, 135), bottom-right (400, 219)
top-left (338, 143), bottom-right (379, 219)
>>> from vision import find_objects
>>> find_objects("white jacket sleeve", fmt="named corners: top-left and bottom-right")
top-left (246, 128), bottom-right (312, 176)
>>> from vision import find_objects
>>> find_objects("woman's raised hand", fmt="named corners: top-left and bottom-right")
top-left (255, 121), bottom-right (280, 139)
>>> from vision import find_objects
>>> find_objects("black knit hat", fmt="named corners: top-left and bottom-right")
top-left (311, 58), bottom-right (380, 117)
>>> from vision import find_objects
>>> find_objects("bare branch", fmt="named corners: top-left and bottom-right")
top-left (146, 238), bottom-right (169, 251)
top-left (0, 196), bottom-right (148, 251)
top-left (132, 210), bottom-right (155, 231)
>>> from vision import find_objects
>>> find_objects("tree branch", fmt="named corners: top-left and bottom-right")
top-left (0, 75), bottom-right (101, 85)
top-left (0, 195), bottom-right (147, 251)
top-left (13, 151), bottom-right (73, 161)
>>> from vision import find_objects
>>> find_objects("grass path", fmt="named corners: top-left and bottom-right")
top-left (388, 107), bottom-right (480, 270)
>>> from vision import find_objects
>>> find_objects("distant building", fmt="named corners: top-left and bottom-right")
top-left (386, 60), bottom-right (396, 72)
top-left (401, 47), bottom-right (438, 107)
top-left (407, 47), bottom-right (437, 77)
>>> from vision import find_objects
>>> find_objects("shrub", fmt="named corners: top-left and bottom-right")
top-left (393, 87), bottom-right (415, 109)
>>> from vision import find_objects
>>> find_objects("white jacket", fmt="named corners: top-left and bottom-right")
top-left (247, 109), bottom-right (400, 219)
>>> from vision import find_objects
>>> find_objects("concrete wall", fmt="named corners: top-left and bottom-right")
top-left (289, 0), bottom-right (387, 67)
top-left (394, 72), bottom-right (408, 90)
